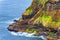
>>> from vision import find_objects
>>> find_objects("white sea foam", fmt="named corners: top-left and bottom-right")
top-left (10, 32), bottom-right (35, 37)
top-left (10, 32), bottom-right (47, 40)
top-left (11, 32), bottom-right (18, 36)
top-left (39, 36), bottom-right (47, 40)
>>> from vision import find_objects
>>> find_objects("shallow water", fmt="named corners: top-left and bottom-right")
top-left (0, 0), bottom-right (44, 40)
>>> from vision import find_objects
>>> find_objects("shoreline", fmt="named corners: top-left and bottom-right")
top-left (7, 0), bottom-right (60, 40)
top-left (10, 31), bottom-right (46, 40)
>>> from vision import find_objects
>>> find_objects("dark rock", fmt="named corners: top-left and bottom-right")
top-left (57, 27), bottom-right (60, 38)
top-left (7, 0), bottom-right (60, 40)
top-left (14, 20), bottom-right (18, 22)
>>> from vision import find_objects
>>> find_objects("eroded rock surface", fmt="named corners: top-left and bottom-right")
top-left (8, 0), bottom-right (60, 40)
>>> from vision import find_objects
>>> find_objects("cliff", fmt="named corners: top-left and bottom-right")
top-left (8, 0), bottom-right (60, 40)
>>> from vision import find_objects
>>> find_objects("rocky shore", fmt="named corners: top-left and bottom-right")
top-left (8, 0), bottom-right (60, 40)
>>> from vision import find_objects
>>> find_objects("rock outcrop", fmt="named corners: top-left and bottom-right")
top-left (8, 0), bottom-right (60, 40)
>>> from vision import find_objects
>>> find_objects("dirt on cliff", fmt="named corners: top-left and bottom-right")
top-left (8, 0), bottom-right (60, 40)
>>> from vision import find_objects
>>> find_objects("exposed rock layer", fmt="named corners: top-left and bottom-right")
top-left (8, 0), bottom-right (60, 40)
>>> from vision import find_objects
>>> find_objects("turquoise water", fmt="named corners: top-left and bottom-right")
top-left (0, 0), bottom-right (43, 40)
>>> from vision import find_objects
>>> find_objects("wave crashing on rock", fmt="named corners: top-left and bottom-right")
top-left (10, 32), bottom-right (47, 40)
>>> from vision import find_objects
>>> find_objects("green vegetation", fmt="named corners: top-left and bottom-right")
top-left (26, 8), bottom-right (32, 14)
top-left (8, 1), bottom-right (60, 39)
top-left (34, 14), bottom-right (60, 28)
top-left (26, 28), bottom-right (37, 34)
top-left (49, 32), bottom-right (55, 37)
top-left (37, 0), bottom-right (48, 7)
top-left (41, 15), bottom-right (52, 27)
top-left (26, 7), bottom-right (32, 13)
top-left (23, 0), bottom-right (60, 28)
top-left (23, 7), bottom-right (32, 15)
top-left (31, 28), bottom-right (37, 34)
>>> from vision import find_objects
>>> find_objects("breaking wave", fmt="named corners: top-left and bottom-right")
top-left (10, 32), bottom-right (47, 40)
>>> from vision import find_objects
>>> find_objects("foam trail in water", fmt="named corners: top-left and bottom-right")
top-left (39, 36), bottom-right (47, 40)
top-left (11, 32), bottom-right (18, 36)
top-left (10, 32), bottom-right (47, 40)
top-left (10, 32), bottom-right (35, 37)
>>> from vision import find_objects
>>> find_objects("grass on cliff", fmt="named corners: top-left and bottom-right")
top-left (37, 0), bottom-right (48, 7)
top-left (26, 28), bottom-right (37, 34)
top-left (23, 0), bottom-right (60, 30)
top-left (34, 14), bottom-right (60, 28)
top-left (23, 7), bottom-right (32, 15)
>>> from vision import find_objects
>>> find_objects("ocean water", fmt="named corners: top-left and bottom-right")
top-left (0, 0), bottom-right (44, 40)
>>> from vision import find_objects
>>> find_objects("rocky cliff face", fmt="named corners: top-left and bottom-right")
top-left (8, 0), bottom-right (60, 40)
